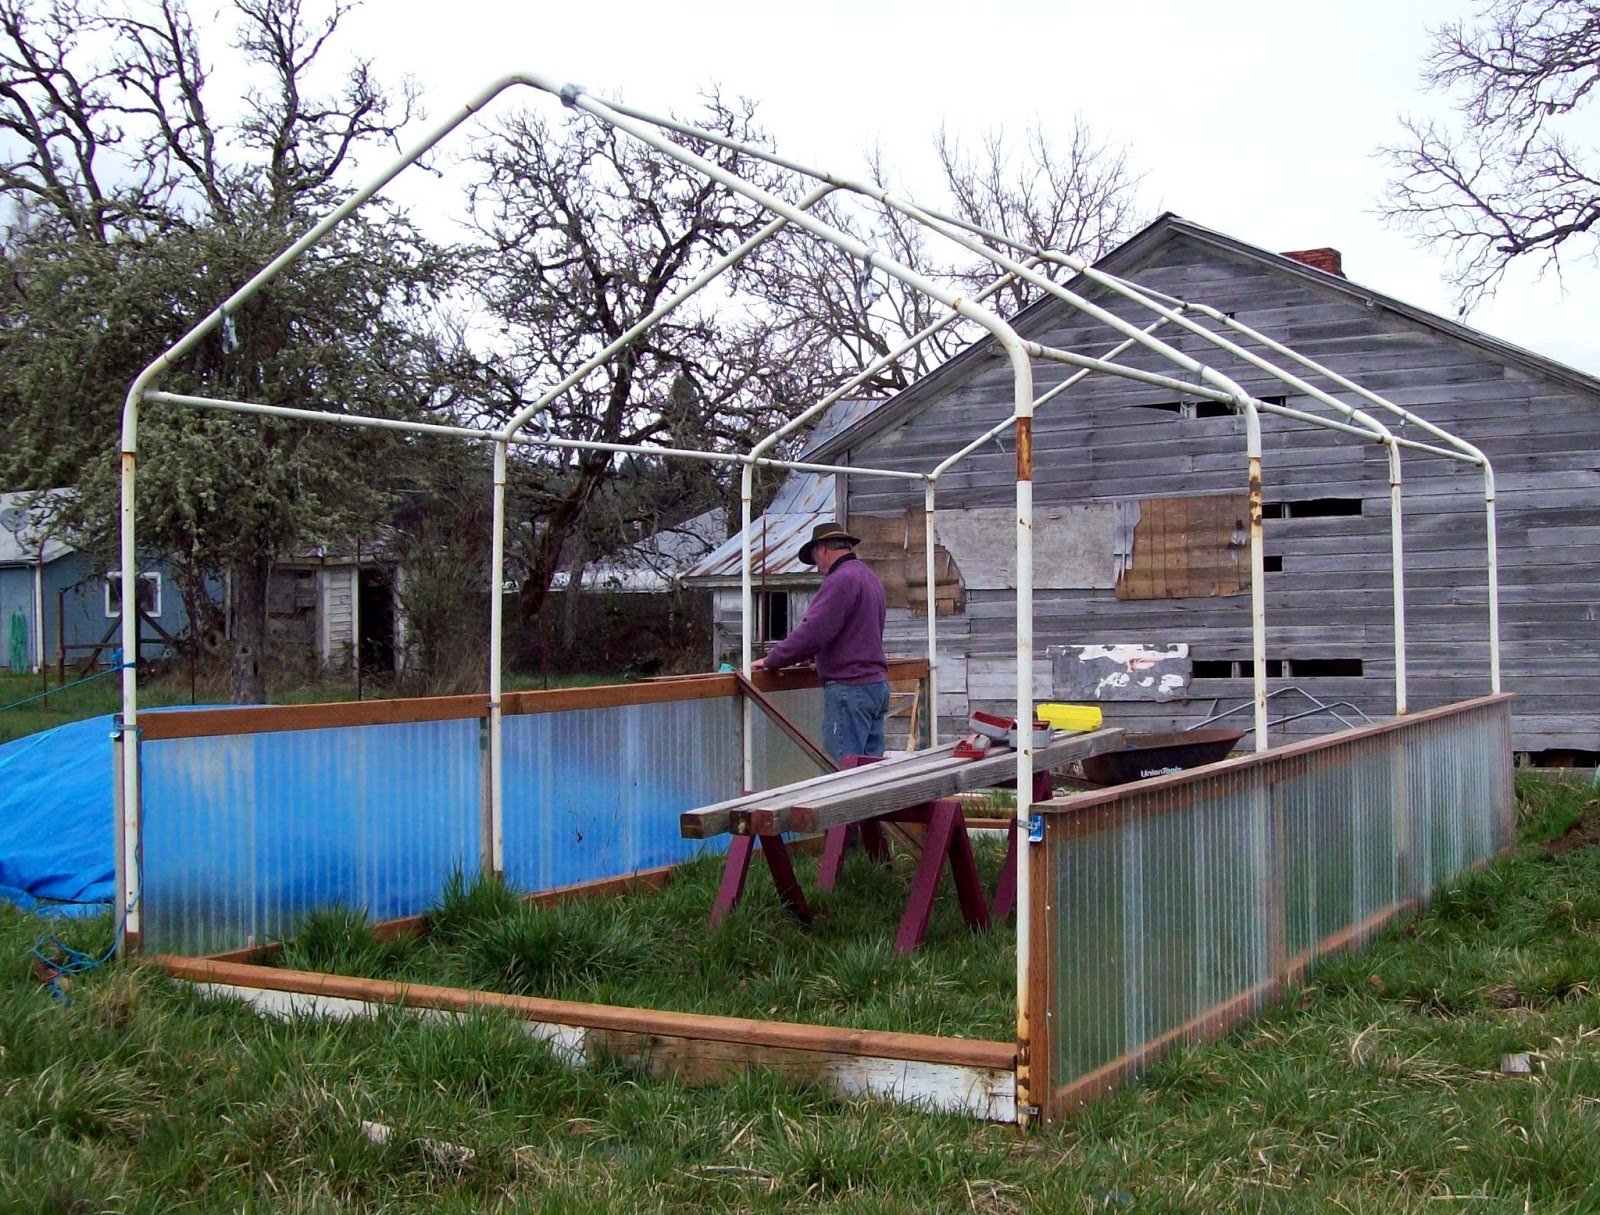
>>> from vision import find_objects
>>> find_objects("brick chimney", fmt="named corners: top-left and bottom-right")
top-left (1281, 247), bottom-right (1344, 277)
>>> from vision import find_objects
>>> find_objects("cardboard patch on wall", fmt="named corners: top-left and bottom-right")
top-left (1115, 495), bottom-right (1249, 600)
top-left (931, 505), bottom-right (1115, 590)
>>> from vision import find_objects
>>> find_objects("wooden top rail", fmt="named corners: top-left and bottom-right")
top-left (137, 659), bottom-right (931, 741)
top-left (1034, 693), bottom-right (1515, 819)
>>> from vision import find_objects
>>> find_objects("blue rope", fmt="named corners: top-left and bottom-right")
top-left (0, 656), bottom-right (134, 716)
top-left (29, 932), bottom-right (116, 1004)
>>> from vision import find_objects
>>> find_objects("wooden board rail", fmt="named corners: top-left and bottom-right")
top-left (680, 742), bottom-right (965, 839)
top-left (698, 728), bottom-right (1126, 838)
top-left (136, 659), bottom-right (932, 741)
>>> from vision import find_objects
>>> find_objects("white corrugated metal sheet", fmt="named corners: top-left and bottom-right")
top-left (0, 489), bottom-right (74, 566)
top-left (682, 398), bottom-right (882, 585)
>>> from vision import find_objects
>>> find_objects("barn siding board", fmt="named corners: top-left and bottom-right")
top-left (811, 221), bottom-right (1600, 753)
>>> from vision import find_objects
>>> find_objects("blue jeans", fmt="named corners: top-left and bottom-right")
top-left (822, 680), bottom-right (890, 765)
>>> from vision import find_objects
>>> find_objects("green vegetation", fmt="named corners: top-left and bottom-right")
top-left (279, 845), bottom-right (1018, 1041)
top-left (0, 776), bottom-right (1596, 1211)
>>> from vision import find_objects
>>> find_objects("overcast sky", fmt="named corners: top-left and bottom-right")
top-left (338, 0), bottom-right (1600, 376)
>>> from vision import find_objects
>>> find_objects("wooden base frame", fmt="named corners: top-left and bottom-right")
top-left (158, 956), bottom-right (1018, 1121)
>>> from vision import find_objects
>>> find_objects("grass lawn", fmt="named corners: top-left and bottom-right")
top-left (0, 775), bottom-right (1597, 1212)
top-left (277, 840), bottom-right (1018, 1041)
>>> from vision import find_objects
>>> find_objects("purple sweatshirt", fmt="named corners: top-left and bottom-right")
top-left (762, 554), bottom-right (888, 685)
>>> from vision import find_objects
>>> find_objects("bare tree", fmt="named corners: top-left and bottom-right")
top-left (459, 95), bottom-right (840, 658)
top-left (935, 117), bottom-right (1145, 316)
top-left (744, 120), bottom-right (1147, 395)
top-left (1382, 0), bottom-right (1600, 310)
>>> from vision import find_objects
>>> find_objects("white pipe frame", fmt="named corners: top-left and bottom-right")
top-left (114, 71), bottom-right (1499, 1127)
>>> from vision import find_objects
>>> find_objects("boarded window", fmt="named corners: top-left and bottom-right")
top-left (848, 511), bottom-right (965, 616)
top-left (1116, 495), bottom-right (1250, 600)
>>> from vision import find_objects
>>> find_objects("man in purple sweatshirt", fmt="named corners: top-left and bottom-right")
top-left (752, 520), bottom-right (890, 763)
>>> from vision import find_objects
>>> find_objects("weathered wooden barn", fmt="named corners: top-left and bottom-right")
top-left (795, 214), bottom-right (1596, 760)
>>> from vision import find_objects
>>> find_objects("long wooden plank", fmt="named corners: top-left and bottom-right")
top-left (734, 728), bottom-right (1127, 836)
top-left (736, 672), bottom-right (835, 772)
top-left (679, 743), bottom-right (965, 839)
top-left (154, 956), bottom-right (1016, 1071)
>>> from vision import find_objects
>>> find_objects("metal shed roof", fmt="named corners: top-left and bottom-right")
top-left (0, 490), bottom-right (74, 567)
top-left (682, 398), bottom-right (877, 585)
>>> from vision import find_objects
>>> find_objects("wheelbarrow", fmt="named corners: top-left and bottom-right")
top-left (1078, 727), bottom-right (1246, 786)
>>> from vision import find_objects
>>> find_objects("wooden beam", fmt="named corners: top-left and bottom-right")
top-left (736, 672), bottom-right (836, 773)
top-left (154, 955), bottom-right (1016, 1071)
top-left (136, 659), bottom-right (932, 740)
top-left (679, 743), bottom-right (963, 839)
top-left (184, 978), bottom-right (1015, 1121)
top-left (735, 728), bottom-right (1127, 836)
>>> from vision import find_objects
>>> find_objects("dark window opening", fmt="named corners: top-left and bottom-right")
top-left (1262, 498), bottom-right (1364, 519)
top-left (1131, 394), bottom-right (1285, 420)
top-left (1290, 658), bottom-right (1364, 677)
top-left (759, 591), bottom-right (790, 643)
top-left (1191, 656), bottom-right (1364, 679)
top-left (1264, 554), bottom-right (1283, 572)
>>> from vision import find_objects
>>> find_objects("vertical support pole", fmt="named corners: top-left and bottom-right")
top-left (111, 717), bottom-right (131, 952)
top-left (1387, 441), bottom-right (1408, 716)
top-left (486, 440), bottom-right (508, 876)
top-left (1483, 467), bottom-right (1501, 694)
top-left (32, 559), bottom-right (45, 680)
top-left (739, 459), bottom-right (756, 790)
top-left (118, 437), bottom-right (141, 954)
top-left (924, 479), bottom-right (939, 748)
top-left (56, 589), bottom-right (65, 685)
top-left (1009, 352), bottom-right (1037, 1127)
top-left (1246, 409), bottom-right (1267, 753)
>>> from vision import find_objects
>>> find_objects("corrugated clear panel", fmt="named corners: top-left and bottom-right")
top-left (748, 686), bottom-right (828, 790)
top-left (501, 696), bottom-right (742, 894)
top-left (1278, 757), bottom-right (1319, 962)
top-left (1051, 805), bottom-right (1129, 1079)
top-left (1043, 701), bottom-right (1518, 1111)
top-left (141, 718), bottom-right (480, 955)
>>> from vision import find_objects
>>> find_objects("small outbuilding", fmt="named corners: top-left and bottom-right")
top-left (0, 489), bottom-right (191, 674)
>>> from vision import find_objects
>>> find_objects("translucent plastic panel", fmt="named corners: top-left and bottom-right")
top-left (141, 718), bottom-right (480, 955)
top-left (1044, 699), bottom-right (1514, 1113)
top-left (501, 696), bottom-right (743, 894)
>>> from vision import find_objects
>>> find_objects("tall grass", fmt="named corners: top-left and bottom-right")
top-left (0, 776), bottom-right (1597, 1211)
top-left (279, 843), bottom-right (1020, 1040)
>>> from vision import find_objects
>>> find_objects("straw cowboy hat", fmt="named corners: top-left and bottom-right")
top-left (798, 520), bottom-right (861, 566)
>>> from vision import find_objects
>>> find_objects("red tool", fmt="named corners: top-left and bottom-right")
top-left (953, 732), bottom-right (993, 760)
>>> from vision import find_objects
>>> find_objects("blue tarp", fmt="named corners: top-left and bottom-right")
top-left (0, 714), bottom-right (116, 914)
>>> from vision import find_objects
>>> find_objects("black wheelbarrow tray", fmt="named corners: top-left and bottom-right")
top-left (1078, 727), bottom-right (1247, 786)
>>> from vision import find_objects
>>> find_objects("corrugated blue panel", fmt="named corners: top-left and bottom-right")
top-left (501, 697), bottom-right (743, 894)
top-left (141, 718), bottom-right (479, 955)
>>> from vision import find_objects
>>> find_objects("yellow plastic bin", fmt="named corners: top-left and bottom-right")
top-left (1036, 702), bottom-right (1103, 734)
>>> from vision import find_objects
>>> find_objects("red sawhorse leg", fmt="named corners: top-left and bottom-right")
top-left (990, 769), bottom-right (1053, 922)
top-left (709, 834), bottom-right (813, 928)
top-left (894, 797), bottom-right (989, 953)
top-left (817, 754), bottom-right (889, 893)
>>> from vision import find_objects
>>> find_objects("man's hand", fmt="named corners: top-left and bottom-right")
top-left (749, 658), bottom-right (767, 672)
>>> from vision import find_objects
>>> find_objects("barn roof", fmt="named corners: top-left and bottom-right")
top-left (682, 398), bottom-right (878, 585)
top-left (803, 212), bottom-right (1600, 463)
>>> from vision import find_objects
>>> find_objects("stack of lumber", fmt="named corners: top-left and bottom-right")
top-left (678, 727), bottom-right (1125, 840)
